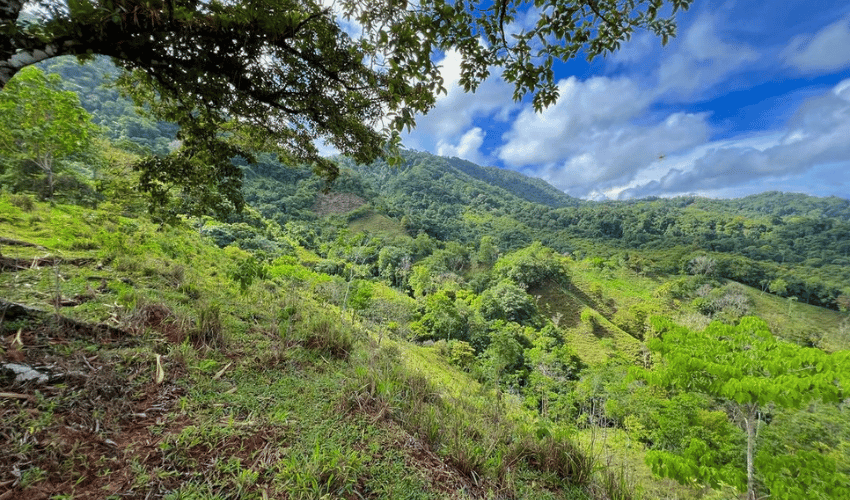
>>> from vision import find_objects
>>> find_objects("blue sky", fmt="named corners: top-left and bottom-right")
top-left (398, 0), bottom-right (850, 200)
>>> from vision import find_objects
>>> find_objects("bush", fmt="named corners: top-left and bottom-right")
top-left (303, 317), bottom-right (353, 359)
top-left (9, 193), bottom-right (35, 211)
top-left (192, 302), bottom-right (224, 349)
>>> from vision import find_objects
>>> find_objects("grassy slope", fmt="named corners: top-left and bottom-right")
top-left (0, 195), bottom-right (629, 500)
top-left (3, 195), bottom-right (846, 499)
top-left (332, 201), bottom-right (850, 499)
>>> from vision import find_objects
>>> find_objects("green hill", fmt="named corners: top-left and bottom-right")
top-left (2, 60), bottom-right (850, 500)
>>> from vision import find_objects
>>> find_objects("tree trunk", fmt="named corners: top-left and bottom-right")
top-left (744, 404), bottom-right (758, 500)
top-left (36, 155), bottom-right (55, 200)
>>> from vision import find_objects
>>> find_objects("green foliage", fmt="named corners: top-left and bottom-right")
top-left (476, 235), bottom-right (499, 268)
top-left (377, 245), bottom-right (411, 288)
top-left (642, 317), bottom-right (847, 408)
top-left (482, 325), bottom-right (530, 389)
top-left (755, 403), bottom-right (850, 499)
top-left (448, 340), bottom-right (476, 370)
top-left (634, 316), bottom-right (850, 498)
top-left (43, 57), bottom-right (177, 155)
top-left (411, 290), bottom-right (468, 342)
top-left (690, 282), bottom-right (751, 321)
top-left (478, 279), bottom-right (538, 326)
top-left (192, 302), bottom-right (224, 349)
top-left (229, 253), bottom-right (269, 292)
top-left (493, 242), bottom-right (567, 289)
top-left (347, 280), bottom-right (373, 312)
top-left (9, 193), bottom-right (35, 211)
top-left (756, 450), bottom-right (849, 500)
top-left (0, 66), bottom-right (97, 199)
top-left (612, 302), bottom-right (660, 340)
top-left (276, 440), bottom-right (364, 499)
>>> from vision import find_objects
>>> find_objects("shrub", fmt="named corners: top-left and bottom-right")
top-left (303, 317), bottom-right (352, 359)
top-left (192, 302), bottom-right (224, 349)
top-left (9, 193), bottom-right (35, 211)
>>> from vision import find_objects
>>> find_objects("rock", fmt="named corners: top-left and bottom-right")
top-left (1, 363), bottom-right (50, 384)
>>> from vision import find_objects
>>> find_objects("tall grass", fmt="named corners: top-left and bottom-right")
top-left (339, 344), bottom-right (620, 497)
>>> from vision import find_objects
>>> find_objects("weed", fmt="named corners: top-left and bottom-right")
top-left (162, 483), bottom-right (225, 500)
top-left (302, 316), bottom-right (353, 359)
top-left (69, 238), bottom-right (98, 250)
top-left (129, 458), bottom-right (152, 491)
top-left (164, 264), bottom-right (185, 287)
top-left (192, 302), bottom-right (224, 349)
top-left (20, 465), bottom-right (48, 488)
top-left (274, 440), bottom-right (363, 499)
top-left (593, 463), bottom-right (641, 500)
top-left (114, 255), bottom-right (141, 273)
top-left (177, 282), bottom-right (202, 300)
top-left (10, 193), bottom-right (35, 211)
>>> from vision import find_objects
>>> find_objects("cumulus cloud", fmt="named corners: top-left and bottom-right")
top-left (437, 127), bottom-right (487, 164)
top-left (657, 14), bottom-right (759, 97)
top-left (403, 49), bottom-right (517, 153)
top-left (497, 76), bottom-right (710, 196)
top-left (620, 79), bottom-right (850, 198)
top-left (783, 16), bottom-right (850, 73)
top-left (498, 76), bottom-right (651, 165)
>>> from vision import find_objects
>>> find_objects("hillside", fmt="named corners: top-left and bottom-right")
top-left (2, 58), bottom-right (850, 500)
top-left (322, 151), bottom-right (850, 311)
top-left (3, 191), bottom-right (848, 499)
top-left (1, 195), bottom-right (647, 500)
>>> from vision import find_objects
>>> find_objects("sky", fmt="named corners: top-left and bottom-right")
top-left (396, 0), bottom-right (850, 201)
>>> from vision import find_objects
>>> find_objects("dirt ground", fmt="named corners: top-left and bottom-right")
top-left (0, 308), bottom-right (188, 500)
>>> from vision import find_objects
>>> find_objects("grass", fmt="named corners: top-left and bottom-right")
top-left (1, 196), bottom-right (637, 499)
top-left (740, 282), bottom-right (848, 351)
top-left (348, 210), bottom-right (411, 240)
top-left (5, 194), bottom-right (843, 500)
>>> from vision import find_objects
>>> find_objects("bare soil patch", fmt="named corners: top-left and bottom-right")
top-left (0, 313), bottom-right (186, 499)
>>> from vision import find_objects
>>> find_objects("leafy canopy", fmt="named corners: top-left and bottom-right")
top-left (632, 316), bottom-right (850, 498)
top-left (0, 65), bottom-right (97, 198)
top-left (1, 0), bottom-right (692, 213)
top-left (639, 316), bottom-right (847, 409)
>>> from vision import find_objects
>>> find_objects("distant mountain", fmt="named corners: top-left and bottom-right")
top-left (440, 156), bottom-right (579, 208)
top-left (319, 152), bottom-right (850, 310)
top-left (340, 150), bottom-right (582, 208)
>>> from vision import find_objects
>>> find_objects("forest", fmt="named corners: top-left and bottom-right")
top-left (0, 56), bottom-right (849, 500)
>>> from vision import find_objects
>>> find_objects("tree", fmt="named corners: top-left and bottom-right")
top-left (632, 316), bottom-right (850, 500)
top-left (0, 65), bottom-right (97, 198)
top-left (493, 241), bottom-right (566, 289)
top-left (411, 289), bottom-right (468, 342)
top-left (478, 279), bottom-right (538, 325)
top-left (687, 255), bottom-right (716, 277)
top-left (1, 0), bottom-right (692, 212)
top-left (476, 234), bottom-right (499, 268)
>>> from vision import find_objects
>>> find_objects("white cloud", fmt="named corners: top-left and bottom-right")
top-left (437, 127), bottom-right (486, 164)
top-left (497, 75), bottom-right (710, 196)
top-left (498, 76), bottom-right (651, 165)
top-left (783, 17), bottom-right (850, 73)
top-left (619, 79), bottom-right (850, 199)
top-left (657, 14), bottom-right (759, 97)
top-left (402, 49), bottom-right (517, 153)
top-left (610, 32), bottom-right (656, 66)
